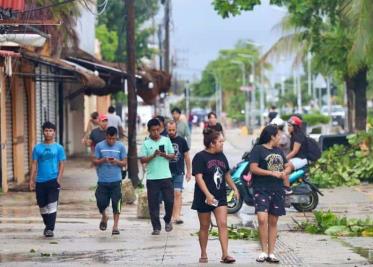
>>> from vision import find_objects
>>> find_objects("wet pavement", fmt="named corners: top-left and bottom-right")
top-left (0, 128), bottom-right (372, 266)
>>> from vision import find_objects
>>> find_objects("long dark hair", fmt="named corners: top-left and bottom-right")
top-left (257, 125), bottom-right (278, 145)
top-left (203, 128), bottom-right (221, 149)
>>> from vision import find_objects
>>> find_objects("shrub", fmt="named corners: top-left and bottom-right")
top-left (281, 113), bottom-right (330, 126)
top-left (310, 129), bottom-right (373, 188)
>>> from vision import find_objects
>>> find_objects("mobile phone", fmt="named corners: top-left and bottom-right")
top-left (159, 145), bottom-right (165, 153)
top-left (205, 198), bottom-right (219, 207)
top-left (108, 157), bottom-right (114, 161)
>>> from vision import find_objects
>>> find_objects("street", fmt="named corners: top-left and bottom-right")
top-left (0, 128), bottom-right (372, 266)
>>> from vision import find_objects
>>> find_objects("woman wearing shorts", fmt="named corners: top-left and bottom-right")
top-left (191, 128), bottom-right (239, 264)
top-left (250, 125), bottom-right (292, 263)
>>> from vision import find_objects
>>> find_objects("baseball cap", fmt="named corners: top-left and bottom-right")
top-left (288, 116), bottom-right (302, 126)
top-left (99, 114), bottom-right (108, 121)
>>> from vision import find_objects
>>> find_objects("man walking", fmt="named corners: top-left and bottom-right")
top-left (88, 114), bottom-right (108, 153)
top-left (171, 107), bottom-right (191, 148)
top-left (167, 121), bottom-right (191, 224)
top-left (29, 122), bottom-right (66, 237)
top-left (107, 106), bottom-right (124, 138)
top-left (92, 127), bottom-right (127, 235)
top-left (140, 118), bottom-right (175, 235)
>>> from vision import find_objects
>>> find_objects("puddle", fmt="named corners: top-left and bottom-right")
top-left (353, 247), bottom-right (373, 264)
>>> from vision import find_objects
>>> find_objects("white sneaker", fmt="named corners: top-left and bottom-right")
top-left (256, 252), bottom-right (268, 262)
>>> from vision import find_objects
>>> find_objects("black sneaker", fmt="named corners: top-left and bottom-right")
top-left (165, 222), bottom-right (173, 232)
top-left (44, 230), bottom-right (54, 237)
top-left (152, 230), bottom-right (161, 235)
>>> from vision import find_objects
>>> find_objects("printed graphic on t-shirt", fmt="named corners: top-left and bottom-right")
top-left (40, 148), bottom-right (55, 161)
top-left (213, 167), bottom-right (223, 190)
top-left (170, 143), bottom-right (180, 163)
top-left (265, 154), bottom-right (285, 172)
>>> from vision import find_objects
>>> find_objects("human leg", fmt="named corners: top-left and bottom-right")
top-left (198, 212), bottom-right (211, 261)
top-left (147, 180), bottom-right (162, 231)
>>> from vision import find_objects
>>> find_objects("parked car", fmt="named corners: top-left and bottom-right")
top-left (321, 105), bottom-right (345, 128)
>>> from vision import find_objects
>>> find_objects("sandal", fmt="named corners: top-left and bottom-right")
top-left (175, 219), bottom-right (184, 224)
top-left (112, 229), bottom-right (120, 235)
top-left (267, 254), bottom-right (280, 263)
top-left (220, 255), bottom-right (235, 264)
top-left (99, 217), bottom-right (108, 231)
top-left (256, 252), bottom-right (268, 263)
top-left (199, 257), bottom-right (208, 263)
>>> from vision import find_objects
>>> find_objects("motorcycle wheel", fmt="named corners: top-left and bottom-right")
top-left (226, 187), bottom-right (243, 214)
top-left (292, 191), bottom-right (319, 212)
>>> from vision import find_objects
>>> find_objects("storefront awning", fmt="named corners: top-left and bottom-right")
top-left (0, 0), bottom-right (25, 11)
top-left (21, 51), bottom-right (105, 89)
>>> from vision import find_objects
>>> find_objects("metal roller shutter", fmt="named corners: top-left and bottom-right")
top-left (22, 81), bottom-right (30, 175)
top-left (5, 82), bottom-right (14, 182)
top-left (35, 65), bottom-right (58, 143)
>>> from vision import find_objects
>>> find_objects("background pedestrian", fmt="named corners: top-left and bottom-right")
top-left (139, 118), bottom-right (175, 235)
top-left (29, 121), bottom-right (66, 238)
top-left (92, 127), bottom-right (127, 235)
top-left (171, 107), bottom-right (191, 148)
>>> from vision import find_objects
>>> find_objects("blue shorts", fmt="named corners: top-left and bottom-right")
top-left (172, 174), bottom-right (184, 192)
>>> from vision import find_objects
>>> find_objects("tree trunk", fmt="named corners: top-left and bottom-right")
top-left (352, 67), bottom-right (368, 131)
top-left (125, 0), bottom-right (140, 187)
top-left (345, 77), bottom-right (355, 132)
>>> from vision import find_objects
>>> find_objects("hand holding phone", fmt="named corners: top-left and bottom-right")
top-left (159, 145), bottom-right (165, 153)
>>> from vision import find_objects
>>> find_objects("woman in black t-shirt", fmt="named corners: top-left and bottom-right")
top-left (286, 115), bottom-right (308, 170)
top-left (192, 128), bottom-right (239, 264)
top-left (249, 125), bottom-right (292, 264)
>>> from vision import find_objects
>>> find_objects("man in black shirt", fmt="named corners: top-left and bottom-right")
top-left (286, 116), bottom-right (308, 170)
top-left (167, 121), bottom-right (191, 224)
top-left (88, 114), bottom-right (109, 154)
top-left (205, 112), bottom-right (224, 134)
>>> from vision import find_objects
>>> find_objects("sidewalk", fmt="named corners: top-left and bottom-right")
top-left (0, 128), bottom-right (371, 266)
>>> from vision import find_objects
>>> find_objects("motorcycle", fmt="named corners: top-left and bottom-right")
top-left (226, 151), bottom-right (323, 214)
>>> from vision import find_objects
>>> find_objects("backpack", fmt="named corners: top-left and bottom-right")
top-left (306, 136), bottom-right (322, 162)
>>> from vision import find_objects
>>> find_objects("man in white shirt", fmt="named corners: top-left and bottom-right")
top-left (107, 106), bottom-right (124, 138)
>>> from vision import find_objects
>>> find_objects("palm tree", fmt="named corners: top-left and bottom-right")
top-left (21, 0), bottom-right (87, 56)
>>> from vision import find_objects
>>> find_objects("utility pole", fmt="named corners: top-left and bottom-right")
top-left (307, 52), bottom-right (312, 96)
top-left (157, 24), bottom-right (163, 70)
top-left (125, 0), bottom-right (139, 187)
top-left (164, 0), bottom-right (170, 73)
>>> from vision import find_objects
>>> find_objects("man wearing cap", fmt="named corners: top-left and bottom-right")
top-left (286, 115), bottom-right (308, 170)
top-left (88, 114), bottom-right (109, 154)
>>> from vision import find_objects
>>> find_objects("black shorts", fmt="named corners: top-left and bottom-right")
top-left (95, 181), bottom-right (122, 214)
top-left (253, 188), bottom-right (286, 216)
top-left (191, 195), bottom-right (227, 213)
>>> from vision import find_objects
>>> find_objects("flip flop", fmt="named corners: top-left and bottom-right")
top-left (99, 218), bottom-right (108, 231)
top-left (112, 229), bottom-right (120, 235)
top-left (199, 257), bottom-right (208, 263)
top-left (221, 256), bottom-right (235, 264)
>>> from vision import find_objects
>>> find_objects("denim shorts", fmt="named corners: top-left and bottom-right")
top-left (172, 174), bottom-right (184, 192)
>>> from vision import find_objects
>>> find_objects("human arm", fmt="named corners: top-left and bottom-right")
top-left (224, 172), bottom-right (240, 200)
top-left (250, 163), bottom-right (283, 179)
top-left (286, 142), bottom-right (301, 160)
top-left (29, 160), bottom-right (37, 191)
top-left (57, 161), bottom-right (64, 186)
top-left (184, 151), bottom-right (192, 182)
top-left (195, 173), bottom-right (216, 205)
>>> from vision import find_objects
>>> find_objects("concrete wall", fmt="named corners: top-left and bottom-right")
top-left (75, 1), bottom-right (96, 55)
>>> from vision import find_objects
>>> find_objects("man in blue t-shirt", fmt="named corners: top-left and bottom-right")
top-left (92, 127), bottom-right (127, 235)
top-left (29, 121), bottom-right (66, 238)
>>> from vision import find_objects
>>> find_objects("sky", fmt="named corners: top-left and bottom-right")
top-left (168, 0), bottom-right (290, 84)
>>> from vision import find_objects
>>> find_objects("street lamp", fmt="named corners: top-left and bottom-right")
top-left (231, 60), bottom-right (250, 130)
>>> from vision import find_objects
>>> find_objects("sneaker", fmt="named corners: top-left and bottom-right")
top-left (267, 253), bottom-right (280, 263)
top-left (284, 187), bottom-right (293, 195)
top-left (44, 230), bottom-right (54, 237)
top-left (151, 229), bottom-right (161, 235)
top-left (256, 252), bottom-right (268, 263)
top-left (165, 222), bottom-right (173, 232)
